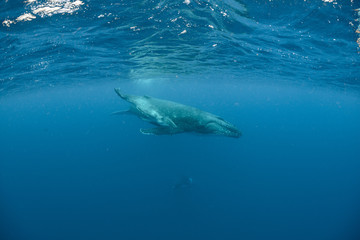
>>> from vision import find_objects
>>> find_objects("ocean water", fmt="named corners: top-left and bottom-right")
top-left (1, 0), bottom-right (360, 239)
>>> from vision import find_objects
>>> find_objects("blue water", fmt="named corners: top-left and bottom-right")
top-left (1, 0), bottom-right (360, 239)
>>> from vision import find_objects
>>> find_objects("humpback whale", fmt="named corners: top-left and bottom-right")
top-left (113, 88), bottom-right (241, 138)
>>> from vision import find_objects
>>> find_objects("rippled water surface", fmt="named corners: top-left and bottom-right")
top-left (1, 0), bottom-right (360, 91)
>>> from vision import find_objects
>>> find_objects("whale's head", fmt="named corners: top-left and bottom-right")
top-left (205, 118), bottom-right (241, 138)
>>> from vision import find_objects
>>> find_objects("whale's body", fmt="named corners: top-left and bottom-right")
top-left (113, 88), bottom-right (241, 138)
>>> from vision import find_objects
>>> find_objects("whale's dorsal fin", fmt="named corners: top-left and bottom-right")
top-left (215, 115), bottom-right (225, 121)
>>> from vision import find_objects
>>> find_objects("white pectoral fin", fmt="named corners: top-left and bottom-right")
top-left (165, 117), bottom-right (178, 128)
top-left (140, 127), bottom-right (182, 135)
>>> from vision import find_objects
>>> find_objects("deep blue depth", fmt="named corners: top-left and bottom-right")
top-left (1, 1), bottom-right (360, 240)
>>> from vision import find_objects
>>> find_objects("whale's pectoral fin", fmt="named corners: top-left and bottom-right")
top-left (140, 127), bottom-right (182, 135)
top-left (165, 117), bottom-right (177, 128)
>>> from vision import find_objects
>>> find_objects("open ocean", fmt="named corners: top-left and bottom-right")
top-left (1, 0), bottom-right (360, 239)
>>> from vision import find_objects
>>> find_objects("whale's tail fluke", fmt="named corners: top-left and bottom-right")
top-left (114, 88), bottom-right (126, 99)
top-left (111, 110), bottom-right (130, 115)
